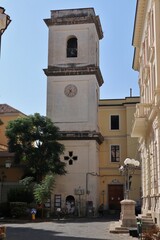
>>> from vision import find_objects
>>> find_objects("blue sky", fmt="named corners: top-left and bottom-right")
top-left (0, 0), bottom-right (138, 115)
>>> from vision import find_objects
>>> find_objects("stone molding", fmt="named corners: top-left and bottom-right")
top-left (44, 15), bottom-right (103, 40)
top-left (59, 131), bottom-right (104, 145)
top-left (44, 65), bottom-right (104, 87)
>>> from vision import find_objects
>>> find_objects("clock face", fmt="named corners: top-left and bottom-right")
top-left (64, 84), bottom-right (77, 97)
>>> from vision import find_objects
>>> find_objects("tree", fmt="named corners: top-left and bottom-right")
top-left (6, 113), bottom-right (66, 182)
top-left (33, 174), bottom-right (55, 218)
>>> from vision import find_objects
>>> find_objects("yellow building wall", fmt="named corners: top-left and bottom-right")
top-left (98, 97), bottom-right (141, 211)
top-left (0, 114), bottom-right (24, 147)
top-left (0, 106), bottom-right (26, 184)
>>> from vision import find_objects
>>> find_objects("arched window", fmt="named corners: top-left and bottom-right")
top-left (67, 37), bottom-right (77, 58)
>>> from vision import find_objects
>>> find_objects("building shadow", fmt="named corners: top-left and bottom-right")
top-left (6, 224), bottom-right (106, 240)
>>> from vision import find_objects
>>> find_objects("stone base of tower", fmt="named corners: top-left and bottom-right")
top-left (51, 139), bottom-right (100, 217)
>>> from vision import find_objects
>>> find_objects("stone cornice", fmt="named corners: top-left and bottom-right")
top-left (132, 0), bottom-right (147, 48)
top-left (44, 65), bottom-right (104, 87)
top-left (132, 0), bottom-right (148, 70)
top-left (59, 131), bottom-right (104, 145)
top-left (44, 9), bottom-right (103, 39)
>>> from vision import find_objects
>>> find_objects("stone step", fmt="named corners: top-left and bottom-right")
top-left (142, 219), bottom-right (154, 223)
top-left (138, 214), bottom-right (154, 223)
top-left (142, 225), bottom-right (155, 229)
top-left (142, 218), bottom-right (154, 224)
top-left (141, 216), bottom-right (152, 219)
top-left (142, 224), bottom-right (155, 228)
top-left (115, 227), bottom-right (129, 230)
top-left (142, 221), bottom-right (153, 224)
top-left (137, 213), bottom-right (152, 218)
top-left (115, 228), bottom-right (129, 233)
top-left (141, 215), bottom-right (152, 218)
top-left (109, 222), bottom-right (130, 234)
top-left (137, 213), bottom-right (155, 233)
top-left (109, 225), bottom-right (129, 233)
top-left (141, 215), bottom-right (155, 232)
top-left (110, 229), bottom-right (129, 234)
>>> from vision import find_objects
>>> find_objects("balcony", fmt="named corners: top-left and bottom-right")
top-left (131, 103), bottom-right (152, 138)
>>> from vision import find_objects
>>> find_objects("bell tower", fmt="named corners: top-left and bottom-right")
top-left (44, 8), bottom-right (104, 215)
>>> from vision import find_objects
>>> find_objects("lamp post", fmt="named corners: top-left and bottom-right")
top-left (118, 158), bottom-right (140, 228)
top-left (0, 7), bottom-right (11, 56)
top-left (119, 158), bottom-right (140, 199)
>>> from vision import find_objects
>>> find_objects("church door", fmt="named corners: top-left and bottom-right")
top-left (108, 184), bottom-right (123, 210)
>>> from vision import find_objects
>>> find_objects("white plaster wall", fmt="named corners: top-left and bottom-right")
top-left (47, 75), bottom-right (99, 131)
top-left (134, 0), bottom-right (160, 221)
top-left (48, 24), bottom-right (99, 67)
top-left (52, 140), bottom-right (99, 211)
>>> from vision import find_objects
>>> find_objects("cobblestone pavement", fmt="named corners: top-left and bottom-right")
top-left (2, 218), bottom-right (139, 240)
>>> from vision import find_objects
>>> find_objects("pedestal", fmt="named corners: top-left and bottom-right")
top-left (120, 199), bottom-right (137, 227)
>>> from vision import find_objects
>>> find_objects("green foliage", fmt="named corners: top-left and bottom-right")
top-left (33, 174), bottom-right (55, 218)
top-left (33, 174), bottom-right (55, 205)
top-left (10, 202), bottom-right (28, 218)
top-left (6, 113), bottom-right (66, 182)
top-left (7, 187), bottom-right (34, 203)
top-left (19, 176), bottom-right (34, 191)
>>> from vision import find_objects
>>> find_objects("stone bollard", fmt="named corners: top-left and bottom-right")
top-left (120, 199), bottom-right (137, 227)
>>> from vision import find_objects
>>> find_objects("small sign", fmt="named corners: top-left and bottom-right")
top-left (31, 208), bottom-right (37, 214)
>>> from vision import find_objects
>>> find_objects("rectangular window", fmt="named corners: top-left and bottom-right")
top-left (54, 194), bottom-right (61, 208)
top-left (111, 145), bottom-right (120, 162)
top-left (111, 115), bottom-right (119, 130)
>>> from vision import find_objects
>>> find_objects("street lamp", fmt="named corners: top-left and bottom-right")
top-left (119, 158), bottom-right (140, 199)
top-left (0, 7), bottom-right (11, 55)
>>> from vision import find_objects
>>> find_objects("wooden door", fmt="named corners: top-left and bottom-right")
top-left (108, 184), bottom-right (123, 210)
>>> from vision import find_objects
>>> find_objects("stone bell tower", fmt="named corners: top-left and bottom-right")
top-left (44, 8), bottom-right (104, 215)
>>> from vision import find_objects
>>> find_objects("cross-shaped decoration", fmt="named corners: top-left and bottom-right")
top-left (64, 151), bottom-right (78, 165)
